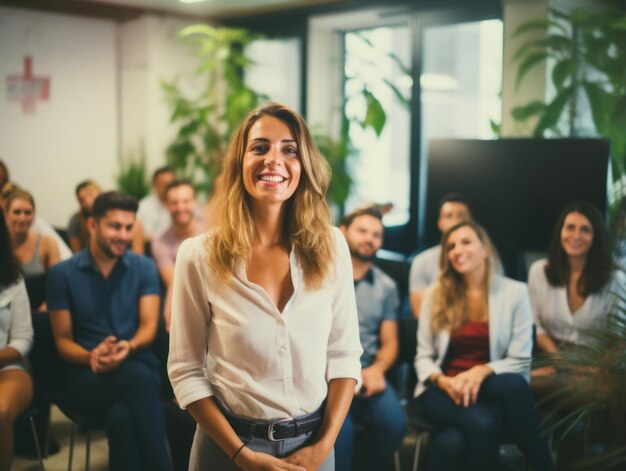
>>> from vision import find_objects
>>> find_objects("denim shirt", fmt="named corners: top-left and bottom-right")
top-left (47, 248), bottom-right (160, 350)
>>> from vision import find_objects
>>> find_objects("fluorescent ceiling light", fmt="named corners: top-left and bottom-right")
top-left (178, 0), bottom-right (206, 3)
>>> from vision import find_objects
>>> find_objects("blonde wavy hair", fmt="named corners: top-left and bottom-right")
top-left (430, 220), bottom-right (499, 332)
top-left (206, 102), bottom-right (334, 290)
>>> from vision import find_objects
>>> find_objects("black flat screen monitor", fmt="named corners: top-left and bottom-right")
top-left (422, 138), bottom-right (610, 273)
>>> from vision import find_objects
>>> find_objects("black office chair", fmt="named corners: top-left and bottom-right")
top-left (16, 403), bottom-right (46, 471)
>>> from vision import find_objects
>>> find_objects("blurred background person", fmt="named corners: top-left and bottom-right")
top-left (409, 193), bottom-right (471, 318)
top-left (529, 202), bottom-right (618, 386)
top-left (5, 188), bottom-right (60, 311)
top-left (0, 210), bottom-right (34, 471)
top-left (415, 220), bottom-right (554, 471)
top-left (1, 182), bottom-right (71, 262)
top-left (152, 179), bottom-right (204, 332)
top-left (137, 166), bottom-right (175, 241)
top-left (68, 180), bottom-right (102, 253)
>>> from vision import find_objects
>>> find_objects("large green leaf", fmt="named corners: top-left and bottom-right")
top-left (512, 18), bottom-right (566, 37)
top-left (512, 38), bottom-right (548, 63)
top-left (552, 59), bottom-right (576, 89)
top-left (515, 52), bottom-right (549, 89)
top-left (582, 80), bottom-right (616, 135)
top-left (533, 85), bottom-right (574, 136)
top-left (359, 90), bottom-right (386, 137)
top-left (511, 100), bottom-right (546, 121)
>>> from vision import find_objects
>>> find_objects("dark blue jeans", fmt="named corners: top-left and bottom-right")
top-left (335, 385), bottom-right (406, 471)
top-left (419, 373), bottom-right (554, 471)
top-left (66, 351), bottom-right (172, 471)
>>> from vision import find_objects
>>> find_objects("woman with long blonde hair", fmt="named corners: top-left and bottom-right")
top-left (168, 102), bottom-right (362, 471)
top-left (414, 220), bottom-right (554, 470)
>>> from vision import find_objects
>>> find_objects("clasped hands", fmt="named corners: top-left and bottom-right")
top-left (90, 336), bottom-right (131, 373)
top-left (436, 365), bottom-right (493, 407)
top-left (236, 441), bottom-right (330, 471)
top-left (358, 364), bottom-right (387, 397)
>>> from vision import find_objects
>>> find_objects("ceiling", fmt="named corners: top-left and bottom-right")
top-left (0, 0), bottom-right (348, 21)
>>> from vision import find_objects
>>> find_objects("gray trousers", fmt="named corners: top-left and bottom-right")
top-left (188, 424), bottom-right (335, 470)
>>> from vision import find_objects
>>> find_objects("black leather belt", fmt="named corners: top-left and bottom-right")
top-left (221, 405), bottom-right (324, 441)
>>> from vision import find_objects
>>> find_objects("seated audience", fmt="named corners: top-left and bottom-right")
top-left (137, 166), bottom-right (175, 241)
top-left (409, 193), bottom-right (471, 318)
top-left (529, 201), bottom-right (619, 384)
top-left (47, 191), bottom-right (172, 471)
top-left (1, 182), bottom-right (71, 261)
top-left (0, 213), bottom-right (34, 471)
top-left (67, 180), bottom-right (101, 252)
top-left (335, 206), bottom-right (406, 471)
top-left (5, 189), bottom-right (60, 310)
top-left (151, 179), bottom-right (204, 331)
top-left (415, 220), bottom-right (554, 471)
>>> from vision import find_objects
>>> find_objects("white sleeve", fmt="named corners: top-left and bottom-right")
top-left (167, 238), bottom-right (214, 409)
top-left (325, 228), bottom-right (363, 388)
top-left (487, 283), bottom-right (532, 376)
top-left (414, 288), bottom-right (442, 386)
top-left (7, 280), bottom-right (34, 359)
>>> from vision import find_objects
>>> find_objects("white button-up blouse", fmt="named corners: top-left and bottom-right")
top-left (167, 226), bottom-right (363, 420)
top-left (528, 258), bottom-right (621, 346)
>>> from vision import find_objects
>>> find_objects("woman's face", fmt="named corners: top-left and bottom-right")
top-left (445, 225), bottom-right (488, 276)
top-left (561, 211), bottom-right (594, 259)
top-left (78, 185), bottom-right (100, 212)
top-left (6, 198), bottom-right (34, 235)
top-left (242, 115), bottom-right (301, 206)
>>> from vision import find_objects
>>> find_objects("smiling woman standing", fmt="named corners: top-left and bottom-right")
top-left (415, 220), bottom-right (554, 471)
top-left (168, 102), bottom-right (362, 471)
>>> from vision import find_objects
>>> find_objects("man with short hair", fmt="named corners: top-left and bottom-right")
top-left (137, 166), bottom-right (175, 240)
top-left (409, 193), bottom-right (471, 318)
top-left (335, 206), bottom-right (406, 471)
top-left (47, 191), bottom-right (172, 471)
top-left (152, 179), bottom-right (204, 331)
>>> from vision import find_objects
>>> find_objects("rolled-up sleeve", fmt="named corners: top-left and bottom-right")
top-left (8, 280), bottom-right (34, 359)
top-left (325, 228), bottom-right (363, 388)
top-left (487, 283), bottom-right (532, 376)
top-left (167, 237), bottom-right (214, 409)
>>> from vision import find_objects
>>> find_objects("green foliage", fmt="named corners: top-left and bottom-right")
top-left (162, 25), bottom-right (266, 197)
top-left (116, 145), bottom-right (150, 200)
top-left (512, 7), bottom-right (626, 177)
top-left (534, 298), bottom-right (626, 467)
top-left (330, 31), bottom-right (410, 212)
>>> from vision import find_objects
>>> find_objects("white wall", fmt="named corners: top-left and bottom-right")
top-left (0, 6), bottom-right (118, 227)
top-left (0, 7), bottom-right (207, 227)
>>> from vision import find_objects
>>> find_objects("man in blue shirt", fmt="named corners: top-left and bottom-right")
top-left (47, 191), bottom-right (171, 471)
top-left (335, 206), bottom-right (406, 471)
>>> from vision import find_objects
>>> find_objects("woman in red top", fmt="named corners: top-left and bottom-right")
top-left (415, 220), bottom-right (554, 470)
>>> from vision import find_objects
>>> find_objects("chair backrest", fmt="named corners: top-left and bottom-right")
top-left (24, 274), bottom-right (47, 312)
top-left (29, 311), bottom-right (66, 402)
top-left (388, 316), bottom-right (418, 402)
top-left (374, 250), bottom-right (411, 306)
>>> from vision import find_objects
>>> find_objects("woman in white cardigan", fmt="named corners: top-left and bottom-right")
top-left (414, 220), bottom-right (553, 471)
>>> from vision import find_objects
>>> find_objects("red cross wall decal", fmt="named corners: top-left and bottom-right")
top-left (6, 56), bottom-right (51, 114)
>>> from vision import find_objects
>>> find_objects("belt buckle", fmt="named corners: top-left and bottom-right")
top-left (268, 418), bottom-right (292, 441)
